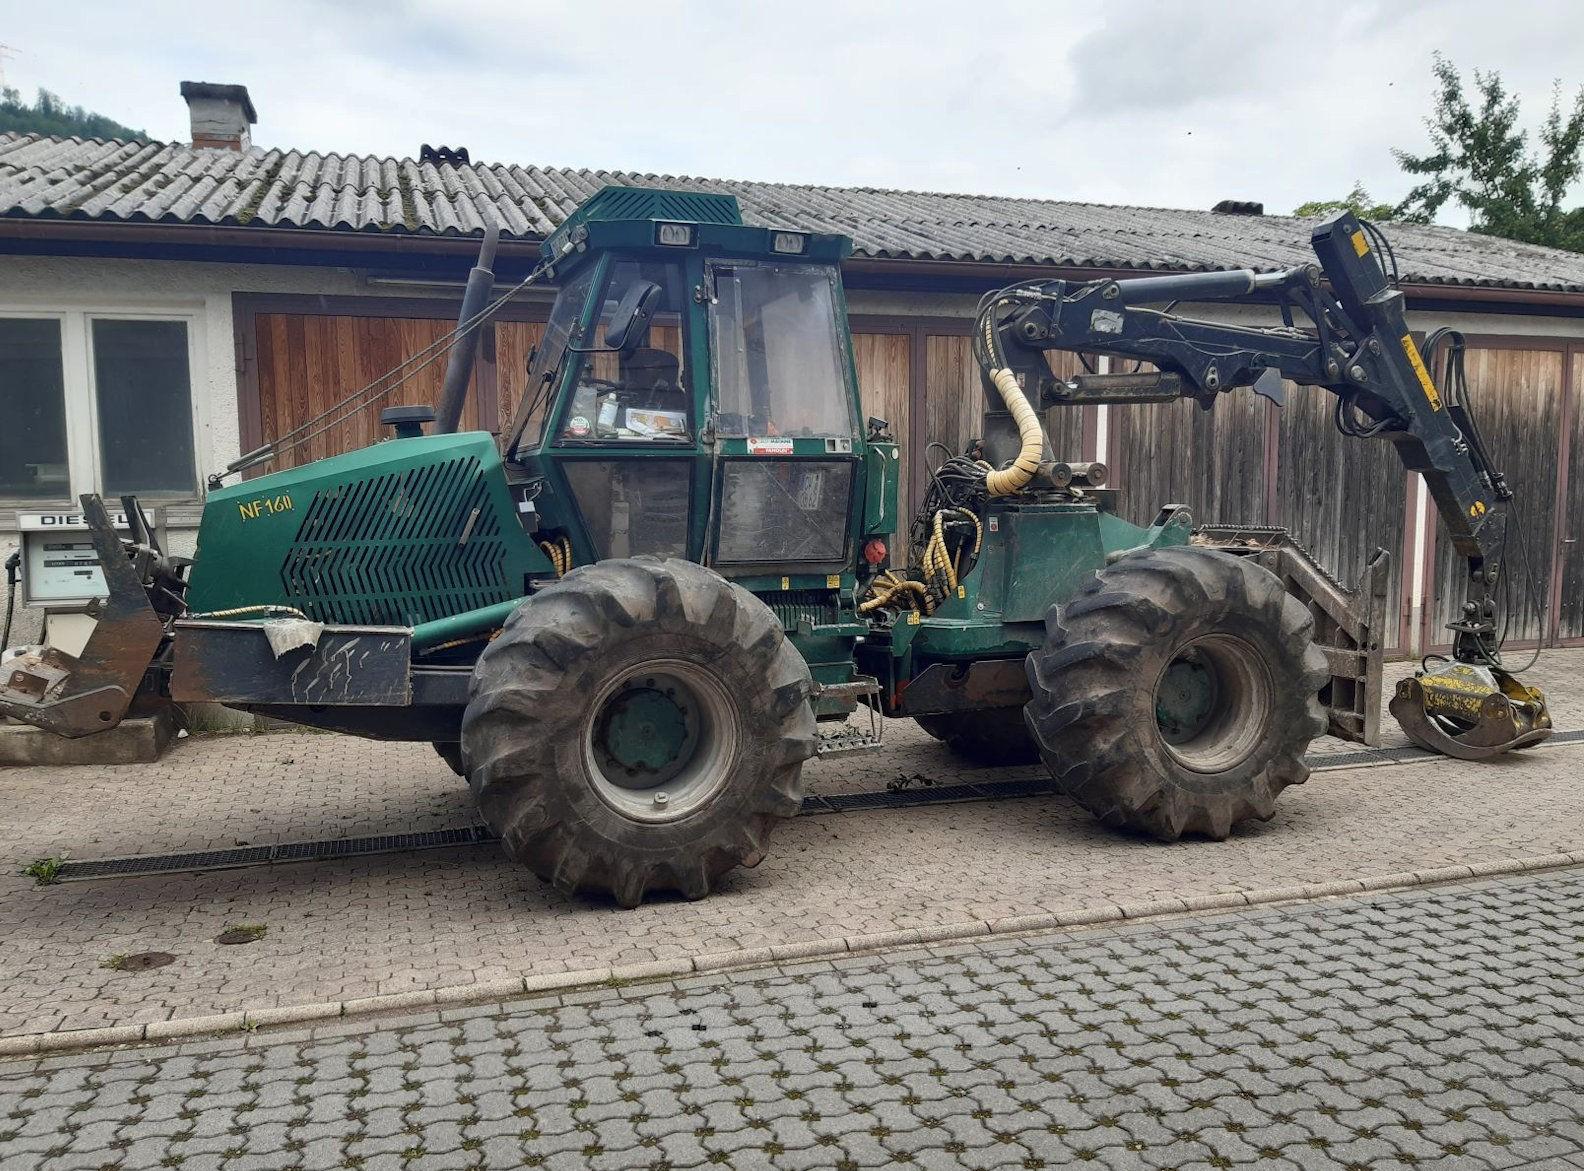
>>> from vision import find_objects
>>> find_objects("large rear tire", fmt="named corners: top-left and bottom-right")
top-left (913, 707), bottom-right (1040, 765)
top-left (1024, 546), bottom-right (1327, 840)
top-left (460, 557), bottom-right (815, 906)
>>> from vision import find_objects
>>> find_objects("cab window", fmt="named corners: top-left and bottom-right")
top-left (557, 261), bottom-right (691, 445)
top-left (515, 262), bottom-right (597, 453)
top-left (710, 262), bottom-right (855, 438)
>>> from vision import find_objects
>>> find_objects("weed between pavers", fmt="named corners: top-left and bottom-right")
top-left (21, 856), bottom-right (64, 885)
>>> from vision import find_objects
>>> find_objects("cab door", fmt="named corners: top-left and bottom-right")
top-left (523, 256), bottom-right (704, 566)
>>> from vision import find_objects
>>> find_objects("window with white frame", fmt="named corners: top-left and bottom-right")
top-left (0, 311), bottom-right (201, 502)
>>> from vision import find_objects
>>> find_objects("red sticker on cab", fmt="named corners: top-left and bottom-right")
top-left (747, 437), bottom-right (794, 455)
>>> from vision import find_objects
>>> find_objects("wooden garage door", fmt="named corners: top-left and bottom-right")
top-left (253, 312), bottom-right (489, 468)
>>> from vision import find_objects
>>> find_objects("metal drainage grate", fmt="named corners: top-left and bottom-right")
top-left (1307, 727), bottom-right (1584, 770)
top-left (43, 731), bottom-right (1580, 882)
top-left (54, 825), bottom-right (494, 881)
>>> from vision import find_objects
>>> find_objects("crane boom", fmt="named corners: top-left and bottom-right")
top-left (976, 211), bottom-right (1550, 758)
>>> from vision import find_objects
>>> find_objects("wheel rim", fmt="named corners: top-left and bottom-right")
top-left (1154, 634), bottom-right (1273, 773)
top-left (585, 659), bottom-right (738, 823)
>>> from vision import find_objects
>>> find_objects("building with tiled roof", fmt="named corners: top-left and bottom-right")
top-left (3, 81), bottom-right (1583, 658)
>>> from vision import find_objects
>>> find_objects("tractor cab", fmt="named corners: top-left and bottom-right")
top-left (502, 188), bottom-right (884, 592)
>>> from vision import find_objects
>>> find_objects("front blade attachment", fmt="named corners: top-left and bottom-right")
top-left (1389, 660), bottom-right (1552, 761)
top-left (0, 495), bottom-right (166, 737)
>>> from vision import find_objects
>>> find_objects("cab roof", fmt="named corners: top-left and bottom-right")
top-left (540, 184), bottom-right (852, 269)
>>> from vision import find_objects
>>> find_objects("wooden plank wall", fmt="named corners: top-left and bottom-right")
top-left (1103, 371), bottom-right (1408, 651)
top-left (1106, 378), bottom-right (1270, 529)
top-left (1560, 349), bottom-right (1584, 642)
top-left (241, 299), bottom-right (1577, 654)
top-left (254, 313), bottom-right (486, 467)
top-left (1425, 346), bottom-right (1564, 648)
top-left (494, 320), bottom-right (546, 436)
top-left (923, 335), bottom-right (978, 468)
top-left (1275, 381), bottom-right (1407, 650)
top-left (851, 332), bottom-right (911, 547)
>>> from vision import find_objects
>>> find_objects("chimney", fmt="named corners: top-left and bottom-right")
top-left (180, 81), bottom-right (257, 151)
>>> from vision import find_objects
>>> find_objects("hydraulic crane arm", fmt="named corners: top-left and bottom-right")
top-left (977, 210), bottom-right (1550, 758)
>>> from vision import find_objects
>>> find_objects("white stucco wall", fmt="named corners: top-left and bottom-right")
top-left (0, 253), bottom-right (464, 647)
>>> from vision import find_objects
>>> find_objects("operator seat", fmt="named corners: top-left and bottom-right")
top-left (620, 346), bottom-right (683, 406)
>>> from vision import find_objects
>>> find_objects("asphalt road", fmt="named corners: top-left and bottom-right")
top-left (2, 869), bottom-right (1580, 1170)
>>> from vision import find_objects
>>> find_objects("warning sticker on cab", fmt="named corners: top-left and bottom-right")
top-left (1400, 334), bottom-right (1442, 411)
top-left (747, 436), bottom-right (794, 455)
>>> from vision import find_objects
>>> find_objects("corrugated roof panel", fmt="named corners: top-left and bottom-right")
top-left (3, 132), bottom-right (1583, 292)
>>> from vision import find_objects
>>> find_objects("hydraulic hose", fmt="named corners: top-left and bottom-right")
top-left (983, 367), bottom-right (1043, 496)
top-left (538, 537), bottom-right (574, 578)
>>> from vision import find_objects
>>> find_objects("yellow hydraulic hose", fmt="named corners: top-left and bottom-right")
top-left (538, 537), bottom-right (574, 578)
top-left (983, 367), bottom-right (1043, 496)
top-left (954, 507), bottom-right (983, 555)
top-left (858, 572), bottom-right (930, 615)
top-left (925, 511), bottom-right (956, 594)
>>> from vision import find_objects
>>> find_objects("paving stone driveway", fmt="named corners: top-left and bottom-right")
top-left (1, 868), bottom-right (1580, 1171)
top-left (1, 652), bottom-right (1580, 1040)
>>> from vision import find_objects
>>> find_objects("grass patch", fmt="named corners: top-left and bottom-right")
top-left (22, 856), bottom-right (64, 885)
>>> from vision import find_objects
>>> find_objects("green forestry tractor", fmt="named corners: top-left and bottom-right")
top-left (0, 186), bottom-right (1551, 906)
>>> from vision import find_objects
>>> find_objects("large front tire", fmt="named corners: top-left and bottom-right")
top-left (461, 558), bottom-right (815, 907)
top-left (1024, 546), bottom-right (1327, 840)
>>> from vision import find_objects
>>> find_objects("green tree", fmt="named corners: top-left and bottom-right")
top-left (0, 86), bottom-right (148, 141)
top-left (1394, 54), bottom-right (1584, 252)
top-left (1293, 182), bottom-right (1399, 220)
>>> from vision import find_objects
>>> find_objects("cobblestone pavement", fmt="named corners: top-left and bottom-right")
top-left (2, 868), bottom-right (1580, 1170)
top-left (0, 652), bottom-right (1579, 1040)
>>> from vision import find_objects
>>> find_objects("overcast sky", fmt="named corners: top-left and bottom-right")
top-left (3, 0), bottom-right (1581, 220)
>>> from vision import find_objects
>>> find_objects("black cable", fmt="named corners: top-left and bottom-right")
top-left (1499, 500), bottom-right (1546, 674)
top-left (1, 550), bottom-right (19, 655)
top-left (1358, 218), bottom-right (1399, 287)
top-left (223, 256), bottom-right (557, 480)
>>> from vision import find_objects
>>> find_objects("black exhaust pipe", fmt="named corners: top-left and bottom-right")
top-left (436, 222), bottom-right (501, 434)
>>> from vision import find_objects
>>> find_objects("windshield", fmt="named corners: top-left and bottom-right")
top-left (512, 262), bottom-right (597, 453)
top-left (710, 262), bottom-right (855, 438)
top-left (556, 260), bottom-right (691, 445)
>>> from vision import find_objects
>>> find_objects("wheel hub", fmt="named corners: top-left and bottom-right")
top-left (596, 681), bottom-right (694, 782)
top-left (1155, 652), bottom-right (1220, 743)
top-left (585, 661), bottom-right (738, 822)
top-left (1154, 634), bottom-right (1272, 773)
